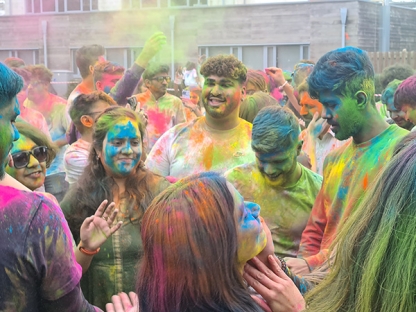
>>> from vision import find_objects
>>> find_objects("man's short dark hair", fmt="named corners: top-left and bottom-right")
top-left (200, 55), bottom-right (247, 84)
top-left (93, 61), bottom-right (125, 85)
top-left (76, 44), bottom-right (105, 79)
top-left (142, 63), bottom-right (170, 81)
top-left (252, 106), bottom-right (300, 154)
top-left (70, 91), bottom-right (116, 132)
top-left (394, 75), bottom-right (416, 110)
top-left (308, 46), bottom-right (375, 105)
top-left (0, 62), bottom-right (23, 109)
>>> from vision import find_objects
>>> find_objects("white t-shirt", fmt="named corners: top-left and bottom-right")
top-left (145, 117), bottom-right (255, 179)
top-left (64, 139), bottom-right (91, 184)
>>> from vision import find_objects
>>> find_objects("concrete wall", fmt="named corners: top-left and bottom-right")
top-left (0, 0), bottom-right (411, 71)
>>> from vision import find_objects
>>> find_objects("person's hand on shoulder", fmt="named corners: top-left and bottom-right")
top-left (106, 292), bottom-right (138, 312)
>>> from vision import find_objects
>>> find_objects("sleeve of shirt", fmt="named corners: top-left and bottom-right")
top-left (110, 64), bottom-right (145, 105)
top-left (25, 198), bottom-right (92, 308)
top-left (173, 97), bottom-right (186, 124)
top-left (297, 187), bottom-right (328, 271)
top-left (64, 148), bottom-right (89, 184)
top-left (145, 129), bottom-right (174, 177)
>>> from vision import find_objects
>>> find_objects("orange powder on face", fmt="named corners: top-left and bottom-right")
top-left (300, 93), bottom-right (323, 115)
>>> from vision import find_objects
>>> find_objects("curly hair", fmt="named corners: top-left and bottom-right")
top-left (27, 64), bottom-right (53, 84)
top-left (93, 61), bottom-right (125, 85)
top-left (70, 91), bottom-right (117, 131)
top-left (142, 63), bottom-right (170, 80)
top-left (394, 75), bottom-right (416, 110)
top-left (380, 64), bottom-right (414, 90)
top-left (61, 106), bottom-right (157, 241)
top-left (381, 79), bottom-right (402, 106)
top-left (14, 121), bottom-right (58, 168)
top-left (200, 54), bottom-right (247, 84)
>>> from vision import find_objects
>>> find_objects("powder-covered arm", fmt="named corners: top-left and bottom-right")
top-left (297, 187), bottom-right (328, 271)
top-left (145, 128), bottom-right (174, 177)
top-left (26, 198), bottom-right (97, 311)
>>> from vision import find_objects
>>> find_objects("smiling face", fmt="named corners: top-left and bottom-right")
top-left (202, 75), bottom-right (245, 119)
top-left (0, 98), bottom-right (20, 179)
top-left (400, 104), bottom-right (416, 126)
top-left (299, 91), bottom-right (323, 126)
top-left (5, 135), bottom-right (46, 190)
top-left (255, 142), bottom-right (299, 187)
top-left (98, 118), bottom-right (142, 178)
top-left (384, 90), bottom-right (414, 129)
top-left (226, 182), bottom-right (266, 264)
top-left (319, 90), bottom-right (366, 141)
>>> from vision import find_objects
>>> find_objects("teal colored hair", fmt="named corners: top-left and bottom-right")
top-left (308, 46), bottom-right (376, 105)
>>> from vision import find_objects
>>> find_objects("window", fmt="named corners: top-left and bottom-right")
top-left (199, 44), bottom-right (309, 71)
top-left (25, 0), bottom-right (98, 13)
top-left (0, 49), bottom-right (40, 65)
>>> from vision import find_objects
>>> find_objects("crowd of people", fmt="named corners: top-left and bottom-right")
top-left (1, 30), bottom-right (416, 312)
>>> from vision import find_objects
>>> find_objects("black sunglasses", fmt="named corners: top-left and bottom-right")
top-left (11, 146), bottom-right (48, 169)
top-left (152, 76), bottom-right (171, 83)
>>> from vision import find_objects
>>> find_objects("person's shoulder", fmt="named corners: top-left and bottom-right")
top-left (0, 186), bottom-right (58, 213)
top-left (300, 165), bottom-right (323, 185)
top-left (224, 162), bottom-right (256, 181)
top-left (238, 118), bottom-right (254, 133)
top-left (50, 94), bottom-right (67, 105)
top-left (388, 124), bottom-right (409, 137)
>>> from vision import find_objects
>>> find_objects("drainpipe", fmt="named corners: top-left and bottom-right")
top-left (340, 8), bottom-right (348, 48)
top-left (41, 20), bottom-right (48, 67)
top-left (169, 15), bottom-right (175, 81)
top-left (381, 0), bottom-right (390, 52)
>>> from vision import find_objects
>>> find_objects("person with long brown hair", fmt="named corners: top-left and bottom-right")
top-left (61, 106), bottom-right (170, 310)
top-left (107, 172), bottom-right (271, 312)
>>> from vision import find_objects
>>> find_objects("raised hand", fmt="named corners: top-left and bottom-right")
top-left (106, 292), bottom-right (138, 312)
top-left (79, 200), bottom-right (122, 251)
top-left (244, 256), bottom-right (306, 312)
top-left (265, 67), bottom-right (286, 87)
top-left (308, 112), bottom-right (330, 139)
top-left (136, 32), bottom-right (167, 67)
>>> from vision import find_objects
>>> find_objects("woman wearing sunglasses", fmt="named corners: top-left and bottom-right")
top-left (6, 121), bottom-right (58, 192)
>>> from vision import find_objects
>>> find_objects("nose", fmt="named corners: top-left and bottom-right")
top-left (263, 163), bottom-right (277, 176)
top-left (27, 153), bottom-right (40, 168)
top-left (244, 201), bottom-right (261, 218)
top-left (12, 124), bottom-right (20, 141)
top-left (210, 83), bottom-right (221, 95)
top-left (390, 111), bottom-right (400, 119)
top-left (121, 142), bottom-right (133, 154)
top-left (321, 106), bottom-right (331, 120)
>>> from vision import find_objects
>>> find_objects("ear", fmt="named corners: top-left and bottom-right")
top-left (89, 65), bottom-right (94, 75)
top-left (95, 80), bottom-right (102, 91)
top-left (297, 140), bottom-right (303, 156)
top-left (95, 148), bottom-right (102, 161)
top-left (355, 91), bottom-right (367, 110)
top-left (7, 154), bottom-right (14, 168)
top-left (144, 79), bottom-right (151, 88)
top-left (80, 115), bottom-right (94, 128)
top-left (241, 86), bottom-right (246, 101)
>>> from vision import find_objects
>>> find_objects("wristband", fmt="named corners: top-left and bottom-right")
top-left (79, 245), bottom-right (100, 256)
top-left (281, 81), bottom-right (288, 88)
